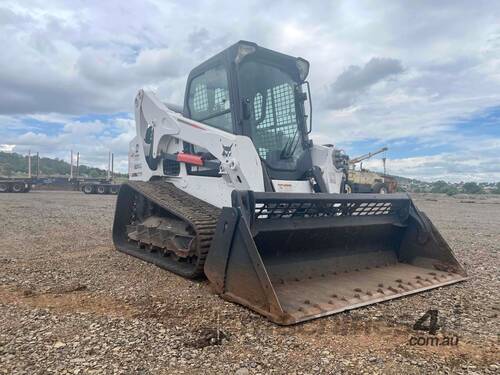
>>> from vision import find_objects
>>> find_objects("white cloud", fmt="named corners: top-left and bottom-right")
top-left (324, 57), bottom-right (404, 110)
top-left (1, 115), bottom-right (135, 170)
top-left (363, 137), bottom-right (500, 182)
top-left (0, 0), bottom-right (499, 179)
top-left (0, 144), bottom-right (16, 152)
top-left (364, 153), bottom-right (500, 183)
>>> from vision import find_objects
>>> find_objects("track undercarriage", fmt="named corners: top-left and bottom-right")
top-left (113, 180), bottom-right (220, 278)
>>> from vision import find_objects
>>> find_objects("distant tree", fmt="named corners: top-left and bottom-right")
top-left (491, 182), bottom-right (500, 194)
top-left (1, 151), bottom-right (126, 179)
top-left (462, 182), bottom-right (483, 194)
top-left (445, 186), bottom-right (459, 196)
top-left (4, 164), bottom-right (13, 176)
top-left (430, 180), bottom-right (449, 194)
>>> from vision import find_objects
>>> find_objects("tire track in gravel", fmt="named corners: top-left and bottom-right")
top-left (0, 286), bottom-right (139, 318)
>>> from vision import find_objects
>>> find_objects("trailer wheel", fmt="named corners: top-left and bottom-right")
top-left (344, 182), bottom-right (353, 194)
top-left (373, 182), bottom-right (389, 194)
top-left (82, 184), bottom-right (94, 194)
top-left (0, 182), bottom-right (10, 193)
top-left (12, 182), bottom-right (24, 193)
top-left (96, 185), bottom-right (107, 194)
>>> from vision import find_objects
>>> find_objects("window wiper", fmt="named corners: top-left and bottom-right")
top-left (280, 127), bottom-right (300, 159)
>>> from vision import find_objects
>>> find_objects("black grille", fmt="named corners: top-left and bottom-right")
top-left (254, 200), bottom-right (396, 220)
top-left (163, 159), bottom-right (180, 176)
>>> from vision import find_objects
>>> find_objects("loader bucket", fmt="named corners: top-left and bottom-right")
top-left (204, 191), bottom-right (466, 325)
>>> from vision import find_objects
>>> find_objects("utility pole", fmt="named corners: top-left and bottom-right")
top-left (111, 153), bottom-right (114, 181)
top-left (70, 150), bottom-right (73, 180)
top-left (107, 151), bottom-right (111, 181)
top-left (36, 152), bottom-right (40, 178)
top-left (76, 152), bottom-right (80, 179)
top-left (28, 150), bottom-right (32, 179)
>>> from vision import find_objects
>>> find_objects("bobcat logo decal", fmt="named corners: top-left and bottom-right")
top-left (222, 144), bottom-right (233, 157)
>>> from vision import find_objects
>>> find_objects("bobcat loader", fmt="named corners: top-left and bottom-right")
top-left (113, 41), bottom-right (466, 325)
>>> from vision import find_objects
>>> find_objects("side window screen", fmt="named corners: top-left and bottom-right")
top-left (239, 60), bottom-right (306, 171)
top-left (251, 83), bottom-right (297, 159)
top-left (193, 85), bottom-right (208, 112)
top-left (188, 65), bottom-right (233, 133)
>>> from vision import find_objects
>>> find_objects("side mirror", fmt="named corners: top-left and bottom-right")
top-left (305, 81), bottom-right (312, 133)
top-left (144, 126), bottom-right (154, 144)
top-left (241, 98), bottom-right (251, 120)
top-left (297, 82), bottom-right (313, 134)
top-left (297, 92), bottom-right (307, 102)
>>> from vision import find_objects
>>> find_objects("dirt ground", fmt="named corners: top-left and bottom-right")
top-left (0, 191), bottom-right (498, 374)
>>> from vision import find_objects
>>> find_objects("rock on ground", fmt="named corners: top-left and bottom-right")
top-left (0, 191), bottom-right (499, 374)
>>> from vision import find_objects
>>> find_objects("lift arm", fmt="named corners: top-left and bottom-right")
top-left (135, 90), bottom-right (264, 192)
top-left (349, 147), bottom-right (388, 165)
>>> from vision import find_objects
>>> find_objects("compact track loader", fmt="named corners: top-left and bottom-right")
top-left (113, 41), bottom-right (466, 324)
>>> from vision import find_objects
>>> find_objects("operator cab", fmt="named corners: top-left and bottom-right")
top-left (183, 41), bottom-right (313, 181)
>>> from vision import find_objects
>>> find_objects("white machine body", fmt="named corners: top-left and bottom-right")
top-left (129, 90), bottom-right (344, 208)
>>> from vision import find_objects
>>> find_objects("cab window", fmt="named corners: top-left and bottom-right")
top-left (187, 65), bottom-right (233, 132)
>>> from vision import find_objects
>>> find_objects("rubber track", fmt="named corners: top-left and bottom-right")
top-left (126, 180), bottom-right (221, 276)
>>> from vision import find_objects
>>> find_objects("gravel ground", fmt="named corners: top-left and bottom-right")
top-left (0, 191), bottom-right (498, 374)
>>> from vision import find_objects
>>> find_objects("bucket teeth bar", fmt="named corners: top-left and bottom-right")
top-left (204, 191), bottom-right (466, 325)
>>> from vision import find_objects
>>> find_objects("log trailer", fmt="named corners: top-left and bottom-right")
top-left (80, 180), bottom-right (121, 195)
top-left (0, 178), bottom-right (32, 193)
top-left (79, 153), bottom-right (121, 195)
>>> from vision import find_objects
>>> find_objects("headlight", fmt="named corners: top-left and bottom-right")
top-left (235, 43), bottom-right (256, 64)
top-left (296, 57), bottom-right (310, 81)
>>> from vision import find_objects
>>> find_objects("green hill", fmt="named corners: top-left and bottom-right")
top-left (0, 151), bottom-right (127, 179)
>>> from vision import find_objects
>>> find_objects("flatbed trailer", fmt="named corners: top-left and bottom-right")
top-left (81, 181), bottom-right (120, 195)
top-left (0, 178), bottom-right (33, 193)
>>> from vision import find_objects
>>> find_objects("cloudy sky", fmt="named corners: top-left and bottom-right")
top-left (1, 0), bottom-right (499, 181)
